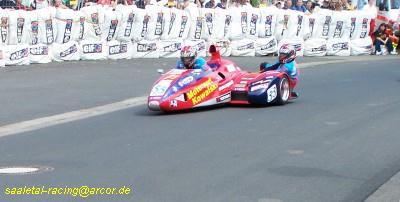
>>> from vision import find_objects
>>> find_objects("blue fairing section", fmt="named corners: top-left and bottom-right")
top-left (176, 58), bottom-right (208, 71)
top-left (248, 78), bottom-right (279, 104)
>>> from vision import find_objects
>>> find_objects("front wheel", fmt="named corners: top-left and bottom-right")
top-left (275, 76), bottom-right (290, 105)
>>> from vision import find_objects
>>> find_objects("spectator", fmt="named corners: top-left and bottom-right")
top-left (0, 0), bottom-right (17, 9)
top-left (195, 0), bottom-right (204, 7)
top-left (135, 0), bottom-right (145, 8)
top-left (204, 0), bottom-right (215, 8)
top-left (283, 0), bottom-right (292, 9)
top-left (291, 0), bottom-right (307, 11)
top-left (250, 0), bottom-right (260, 7)
top-left (320, 0), bottom-right (329, 8)
top-left (241, 0), bottom-right (252, 7)
top-left (259, 0), bottom-right (268, 7)
top-left (275, 1), bottom-right (282, 8)
top-left (33, 0), bottom-right (50, 9)
top-left (305, 0), bottom-right (314, 12)
top-left (53, 0), bottom-right (69, 8)
top-left (362, 0), bottom-right (377, 17)
top-left (216, 0), bottom-right (226, 8)
top-left (374, 23), bottom-right (397, 55)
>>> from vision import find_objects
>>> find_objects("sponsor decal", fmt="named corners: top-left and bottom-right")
top-left (63, 19), bottom-right (73, 43)
top-left (125, 13), bottom-right (134, 37)
top-left (350, 17), bottom-right (356, 38)
top-left (194, 41), bottom-right (206, 52)
top-left (59, 44), bottom-right (77, 57)
top-left (187, 78), bottom-right (218, 105)
top-left (360, 18), bottom-right (368, 38)
top-left (296, 15), bottom-right (303, 37)
top-left (332, 42), bottom-right (349, 51)
top-left (311, 44), bottom-right (327, 52)
top-left (91, 13), bottom-right (102, 36)
top-left (141, 15), bottom-right (150, 37)
top-left (264, 15), bottom-right (272, 37)
top-left (17, 18), bottom-right (25, 43)
top-left (237, 43), bottom-right (254, 51)
top-left (251, 79), bottom-right (269, 86)
top-left (45, 19), bottom-right (54, 44)
top-left (249, 14), bottom-right (258, 36)
top-left (293, 44), bottom-right (302, 52)
top-left (281, 15), bottom-right (289, 36)
top-left (1, 17), bottom-right (8, 43)
top-left (155, 13), bottom-right (163, 36)
top-left (162, 42), bottom-right (181, 52)
top-left (241, 12), bottom-right (248, 34)
top-left (309, 18), bottom-right (315, 36)
top-left (175, 94), bottom-right (185, 102)
top-left (179, 16), bottom-right (188, 38)
top-left (218, 80), bottom-right (234, 91)
top-left (150, 80), bottom-right (172, 96)
top-left (30, 46), bottom-right (48, 55)
top-left (178, 76), bottom-right (194, 87)
top-left (109, 43), bottom-right (128, 55)
top-left (31, 21), bottom-right (39, 45)
top-left (149, 96), bottom-right (161, 100)
top-left (195, 17), bottom-right (202, 39)
top-left (137, 43), bottom-right (157, 52)
top-left (234, 87), bottom-right (245, 91)
top-left (260, 39), bottom-right (276, 51)
top-left (251, 83), bottom-right (268, 92)
top-left (240, 81), bottom-right (248, 84)
top-left (224, 15), bottom-right (231, 37)
top-left (83, 43), bottom-right (102, 54)
top-left (267, 84), bottom-right (277, 102)
top-left (167, 69), bottom-right (186, 74)
top-left (217, 92), bottom-right (231, 102)
top-left (10, 48), bottom-right (28, 61)
top-left (333, 21), bottom-right (343, 38)
top-left (214, 40), bottom-right (229, 48)
top-left (322, 16), bottom-right (331, 37)
top-left (79, 17), bottom-right (85, 40)
top-left (205, 13), bottom-right (213, 36)
top-left (235, 83), bottom-right (247, 88)
top-left (168, 13), bottom-right (176, 35)
top-left (106, 20), bottom-right (118, 41)
top-left (170, 100), bottom-right (178, 107)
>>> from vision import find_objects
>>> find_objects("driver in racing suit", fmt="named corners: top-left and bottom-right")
top-left (176, 46), bottom-right (210, 71)
top-left (259, 44), bottom-right (299, 98)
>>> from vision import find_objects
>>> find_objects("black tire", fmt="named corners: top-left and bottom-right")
top-left (275, 76), bottom-right (290, 105)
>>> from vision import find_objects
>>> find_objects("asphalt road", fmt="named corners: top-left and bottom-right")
top-left (0, 57), bottom-right (399, 202)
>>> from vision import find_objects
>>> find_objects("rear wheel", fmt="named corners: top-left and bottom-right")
top-left (275, 76), bottom-right (290, 105)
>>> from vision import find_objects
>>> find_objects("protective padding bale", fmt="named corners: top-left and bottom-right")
top-left (115, 5), bottom-right (135, 42)
top-left (329, 10), bottom-right (351, 39)
top-left (213, 8), bottom-right (230, 40)
top-left (144, 5), bottom-right (164, 41)
top-left (247, 7), bottom-right (261, 40)
top-left (80, 6), bottom-right (103, 41)
top-left (348, 10), bottom-right (372, 40)
top-left (101, 10), bottom-right (121, 42)
top-left (79, 40), bottom-right (107, 60)
top-left (313, 9), bottom-right (334, 39)
top-left (278, 38), bottom-right (304, 57)
top-left (28, 10), bottom-right (40, 45)
top-left (4, 44), bottom-right (30, 66)
top-left (350, 37), bottom-right (373, 56)
top-left (0, 48), bottom-right (5, 67)
top-left (37, 7), bottom-right (56, 45)
top-left (54, 8), bottom-right (80, 44)
top-left (186, 6), bottom-right (203, 40)
top-left (107, 40), bottom-right (133, 60)
top-left (29, 44), bottom-right (52, 63)
top-left (258, 7), bottom-right (278, 38)
top-left (206, 39), bottom-right (232, 57)
top-left (7, 10), bottom-right (30, 45)
top-left (0, 11), bottom-right (9, 45)
top-left (51, 41), bottom-right (80, 61)
top-left (132, 40), bottom-right (159, 58)
top-left (326, 38), bottom-right (350, 56)
top-left (159, 39), bottom-right (183, 58)
top-left (183, 39), bottom-right (206, 57)
top-left (228, 7), bottom-right (248, 41)
top-left (230, 39), bottom-right (255, 57)
top-left (304, 38), bottom-right (327, 56)
top-left (255, 37), bottom-right (278, 56)
top-left (200, 8), bottom-right (215, 40)
top-left (131, 8), bottom-right (147, 42)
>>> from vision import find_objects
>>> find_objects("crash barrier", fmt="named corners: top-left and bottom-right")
top-left (0, 5), bottom-right (376, 66)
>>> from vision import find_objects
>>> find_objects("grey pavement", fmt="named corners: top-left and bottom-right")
top-left (0, 57), bottom-right (399, 202)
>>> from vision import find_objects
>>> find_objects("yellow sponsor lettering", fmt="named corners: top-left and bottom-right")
top-left (187, 78), bottom-right (212, 100)
top-left (191, 83), bottom-right (218, 105)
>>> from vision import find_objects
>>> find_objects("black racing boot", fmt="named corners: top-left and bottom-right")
top-left (291, 91), bottom-right (299, 99)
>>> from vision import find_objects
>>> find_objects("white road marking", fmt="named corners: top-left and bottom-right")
top-left (0, 96), bottom-right (147, 138)
top-left (0, 56), bottom-right (397, 138)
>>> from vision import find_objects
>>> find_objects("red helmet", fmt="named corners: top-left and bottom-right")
top-left (180, 45), bottom-right (197, 68)
top-left (279, 44), bottom-right (296, 64)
